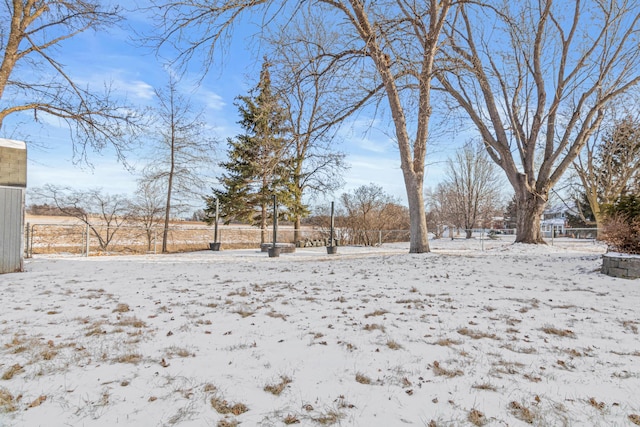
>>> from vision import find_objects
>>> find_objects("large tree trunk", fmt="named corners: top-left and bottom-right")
top-left (404, 174), bottom-right (430, 253)
top-left (593, 210), bottom-right (606, 241)
top-left (294, 216), bottom-right (301, 246)
top-left (514, 189), bottom-right (547, 244)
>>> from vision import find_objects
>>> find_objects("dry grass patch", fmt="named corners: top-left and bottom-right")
top-left (228, 287), bottom-right (250, 297)
top-left (629, 414), bottom-right (640, 425)
top-left (0, 388), bottom-right (17, 413)
top-left (509, 401), bottom-right (536, 424)
top-left (468, 408), bottom-right (487, 426)
top-left (231, 308), bottom-right (255, 318)
top-left (457, 328), bottom-right (499, 340)
top-left (355, 373), bottom-right (372, 385)
top-left (472, 382), bottom-right (497, 391)
top-left (434, 338), bottom-right (462, 347)
top-left (2, 364), bottom-right (24, 380)
top-left (386, 339), bottom-right (402, 350)
top-left (363, 323), bottom-right (386, 333)
top-left (165, 346), bottom-right (194, 358)
top-left (283, 413), bottom-right (300, 424)
top-left (541, 326), bottom-right (575, 338)
top-left (432, 361), bottom-right (463, 378)
top-left (211, 395), bottom-right (249, 415)
top-left (113, 303), bottom-right (130, 313)
top-left (116, 316), bottom-right (146, 328)
top-left (114, 353), bottom-right (143, 364)
top-left (27, 395), bottom-right (47, 408)
top-left (588, 397), bottom-right (605, 411)
top-left (313, 409), bottom-right (344, 425)
top-left (501, 344), bottom-right (537, 354)
top-left (40, 348), bottom-right (58, 361)
top-left (364, 309), bottom-right (388, 318)
top-left (266, 311), bottom-right (287, 321)
top-left (264, 376), bottom-right (292, 396)
top-left (217, 419), bottom-right (239, 427)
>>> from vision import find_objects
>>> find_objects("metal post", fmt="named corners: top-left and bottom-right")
top-left (269, 195), bottom-right (280, 257)
top-left (330, 201), bottom-right (335, 246)
top-left (272, 195), bottom-right (277, 247)
top-left (154, 228), bottom-right (157, 254)
top-left (327, 201), bottom-right (337, 254)
top-left (378, 230), bottom-right (382, 247)
top-left (214, 198), bottom-right (219, 243)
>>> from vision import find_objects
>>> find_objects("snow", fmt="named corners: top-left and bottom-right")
top-left (0, 138), bottom-right (26, 150)
top-left (1, 237), bottom-right (639, 426)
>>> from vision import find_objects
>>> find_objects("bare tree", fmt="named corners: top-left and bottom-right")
top-left (340, 183), bottom-right (409, 246)
top-left (128, 180), bottom-right (165, 252)
top-left (146, 0), bottom-right (455, 253)
top-left (438, 0), bottom-right (640, 243)
top-left (268, 18), bottom-right (349, 244)
top-left (143, 75), bottom-right (216, 253)
top-left (573, 114), bottom-right (640, 237)
top-left (443, 143), bottom-right (503, 238)
top-left (33, 185), bottom-right (130, 252)
top-left (0, 1), bottom-right (139, 162)
top-left (426, 183), bottom-right (459, 238)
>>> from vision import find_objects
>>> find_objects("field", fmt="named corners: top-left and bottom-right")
top-left (24, 215), bottom-right (331, 255)
top-left (1, 237), bottom-right (639, 426)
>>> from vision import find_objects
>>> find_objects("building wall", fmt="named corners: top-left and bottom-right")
top-left (0, 187), bottom-right (25, 273)
top-left (0, 146), bottom-right (28, 187)
top-left (0, 140), bottom-right (27, 274)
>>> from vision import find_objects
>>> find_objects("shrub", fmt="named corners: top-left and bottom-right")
top-left (601, 195), bottom-right (640, 254)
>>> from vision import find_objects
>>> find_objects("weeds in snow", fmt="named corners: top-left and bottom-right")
top-left (468, 408), bottom-right (487, 426)
top-left (2, 364), bottom-right (24, 380)
top-left (0, 388), bottom-right (17, 413)
top-left (263, 376), bottom-right (292, 396)
top-left (432, 361), bottom-right (463, 378)
top-left (355, 373), bottom-right (372, 385)
top-left (457, 327), bottom-right (499, 340)
top-left (541, 326), bottom-right (575, 338)
top-left (210, 395), bottom-right (249, 415)
top-left (509, 401), bottom-right (536, 423)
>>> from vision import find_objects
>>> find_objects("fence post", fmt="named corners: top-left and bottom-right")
top-left (154, 228), bottom-right (157, 255)
top-left (378, 230), bottom-right (382, 246)
top-left (85, 223), bottom-right (90, 257)
top-left (25, 222), bottom-right (30, 258)
top-left (30, 224), bottom-right (35, 258)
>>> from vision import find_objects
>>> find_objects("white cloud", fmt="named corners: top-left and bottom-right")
top-left (115, 79), bottom-right (155, 101)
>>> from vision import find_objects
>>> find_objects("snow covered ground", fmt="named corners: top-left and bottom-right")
top-left (1, 237), bottom-right (639, 427)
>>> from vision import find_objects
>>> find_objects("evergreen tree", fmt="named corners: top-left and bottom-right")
top-left (205, 60), bottom-right (295, 243)
top-left (566, 192), bottom-right (595, 228)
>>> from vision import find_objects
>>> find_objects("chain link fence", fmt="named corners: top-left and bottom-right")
top-left (24, 222), bottom-right (415, 257)
top-left (24, 222), bottom-right (600, 257)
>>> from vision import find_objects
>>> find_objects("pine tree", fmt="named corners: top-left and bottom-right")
top-left (205, 60), bottom-right (295, 243)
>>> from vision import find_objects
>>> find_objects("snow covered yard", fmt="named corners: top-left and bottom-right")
top-left (1, 238), bottom-right (639, 426)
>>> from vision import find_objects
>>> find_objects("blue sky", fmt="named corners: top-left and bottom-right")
top-left (7, 3), bottom-right (458, 210)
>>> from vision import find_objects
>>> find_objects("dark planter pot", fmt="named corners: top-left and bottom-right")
top-left (326, 246), bottom-right (338, 255)
top-left (268, 247), bottom-right (281, 258)
top-left (209, 242), bottom-right (221, 251)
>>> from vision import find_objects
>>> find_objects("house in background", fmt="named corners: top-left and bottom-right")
top-left (541, 205), bottom-right (571, 237)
